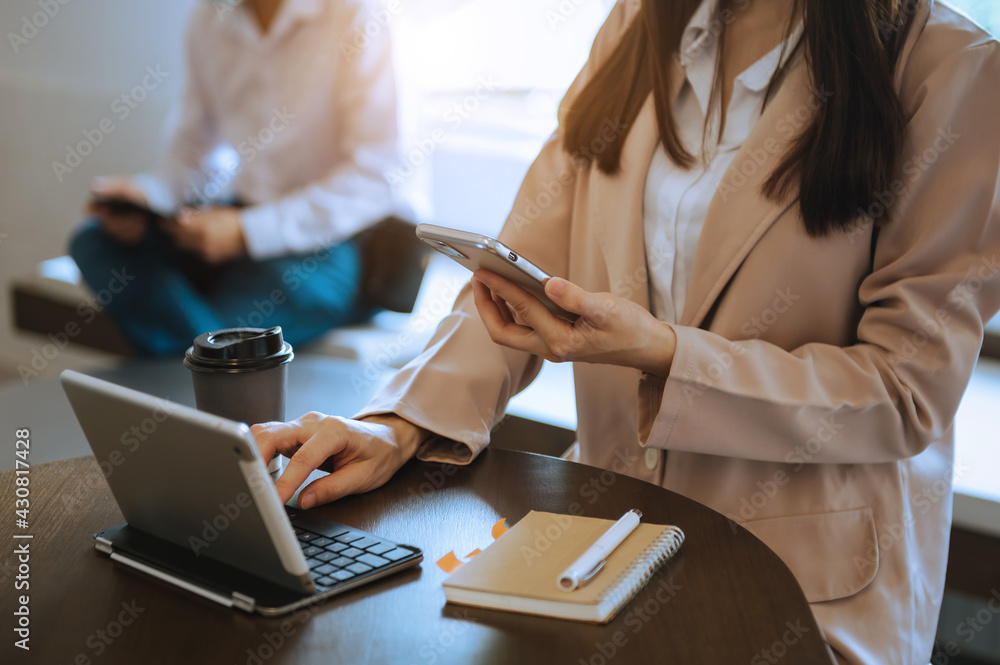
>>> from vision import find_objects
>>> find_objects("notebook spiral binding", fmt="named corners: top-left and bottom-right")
top-left (597, 526), bottom-right (685, 620)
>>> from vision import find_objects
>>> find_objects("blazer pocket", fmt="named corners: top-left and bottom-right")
top-left (742, 507), bottom-right (878, 603)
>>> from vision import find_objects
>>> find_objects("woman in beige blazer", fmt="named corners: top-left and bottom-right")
top-left (255, 0), bottom-right (1000, 662)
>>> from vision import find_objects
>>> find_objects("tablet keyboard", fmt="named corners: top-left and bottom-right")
top-left (289, 513), bottom-right (416, 590)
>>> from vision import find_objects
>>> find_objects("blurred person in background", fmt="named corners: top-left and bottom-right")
top-left (70, 0), bottom-right (406, 356)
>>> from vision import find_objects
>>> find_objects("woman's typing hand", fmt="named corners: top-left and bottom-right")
top-left (251, 413), bottom-right (428, 509)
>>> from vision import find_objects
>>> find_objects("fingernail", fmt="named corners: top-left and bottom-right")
top-left (547, 278), bottom-right (565, 297)
top-left (299, 492), bottom-right (314, 510)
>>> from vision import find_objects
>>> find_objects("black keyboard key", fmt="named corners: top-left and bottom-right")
top-left (351, 537), bottom-right (381, 550)
top-left (334, 532), bottom-right (365, 544)
top-left (357, 553), bottom-right (390, 568)
top-left (331, 557), bottom-right (354, 568)
top-left (366, 542), bottom-right (394, 555)
top-left (316, 576), bottom-right (335, 587)
top-left (332, 569), bottom-right (355, 581)
top-left (302, 545), bottom-right (323, 558)
top-left (314, 551), bottom-right (338, 562)
top-left (324, 542), bottom-right (348, 553)
top-left (297, 531), bottom-right (318, 543)
top-left (382, 548), bottom-right (411, 562)
top-left (341, 547), bottom-right (364, 558)
top-left (314, 564), bottom-right (336, 576)
top-left (312, 537), bottom-right (334, 548)
top-left (346, 562), bottom-right (373, 574)
top-left (306, 558), bottom-right (323, 569)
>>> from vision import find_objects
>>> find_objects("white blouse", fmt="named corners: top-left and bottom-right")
top-left (643, 0), bottom-right (801, 322)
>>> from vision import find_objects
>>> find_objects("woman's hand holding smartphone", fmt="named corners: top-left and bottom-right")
top-left (415, 223), bottom-right (578, 322)
top-left (416, 223), bottom-right (677, 376)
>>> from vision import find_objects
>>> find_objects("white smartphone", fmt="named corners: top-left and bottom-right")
top-left (415, 223), bottom-right (578, 322)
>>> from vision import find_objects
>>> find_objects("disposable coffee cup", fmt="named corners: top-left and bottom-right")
top-left (184, 326), bottom-right (293, 481)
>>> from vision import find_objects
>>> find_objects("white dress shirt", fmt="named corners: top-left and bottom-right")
top-left (643, 0), bottom-right (801, 322)
top-left (133, 0), bottom-right (405, 260)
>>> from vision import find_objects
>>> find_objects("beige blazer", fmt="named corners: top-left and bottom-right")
top-left (361, 1), bottom-right (1000, 662)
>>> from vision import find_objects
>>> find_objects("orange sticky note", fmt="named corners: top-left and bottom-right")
top-left (491, 518), bottom-right (510, 540)
top-left (437, 551), bottom-right (464, 574)
top-left (437, 517), bottom-right (510, 573)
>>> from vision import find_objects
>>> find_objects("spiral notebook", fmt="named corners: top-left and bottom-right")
top-left (442, 510), bottom-right (684, 623)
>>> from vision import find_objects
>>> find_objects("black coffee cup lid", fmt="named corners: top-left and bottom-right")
top-left (184, 327), bottom-right (293, 372)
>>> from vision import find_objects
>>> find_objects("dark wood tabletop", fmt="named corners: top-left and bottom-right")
top-left (1, 448), bottom-right (832, 665)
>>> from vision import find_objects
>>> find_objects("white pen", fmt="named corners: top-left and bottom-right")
top-left (557, 508), bottom-right (643, 592)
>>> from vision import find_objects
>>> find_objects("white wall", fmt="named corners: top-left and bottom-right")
top-left (0, 0), bottom-right (195, 378)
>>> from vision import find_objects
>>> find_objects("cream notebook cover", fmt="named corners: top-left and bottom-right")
top-left (443, 511), bottom-right (684, 623)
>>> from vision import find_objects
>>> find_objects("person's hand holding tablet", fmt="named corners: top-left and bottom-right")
top-left (87, 176), bottom-right (153, 245)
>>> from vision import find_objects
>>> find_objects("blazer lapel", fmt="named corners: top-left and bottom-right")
top-left (678, 55), bottom-right (811, 328)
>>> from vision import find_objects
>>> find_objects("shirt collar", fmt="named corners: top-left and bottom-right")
top-left (223, 0), bottom-right (323, 42)
top-left (679, 0), bottom-right (803, 92)
top-left (737, 21), bottom-right (803, 92)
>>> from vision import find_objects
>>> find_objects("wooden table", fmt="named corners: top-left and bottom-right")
top-left (1, 450), bottom-right (832, 664)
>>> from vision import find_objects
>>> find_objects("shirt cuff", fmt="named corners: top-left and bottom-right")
top-left (354, 401), bottom-right (484, 467)
top-left (414, 436), bottom-right (475, 465)
top-left (239, 203), bottom-right (288, 260)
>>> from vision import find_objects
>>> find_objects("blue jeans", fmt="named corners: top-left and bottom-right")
top-left (69, 219), bottom-right (372, 357)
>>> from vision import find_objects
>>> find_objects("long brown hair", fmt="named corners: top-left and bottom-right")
top-left (562, 0), bottom-right (918, 236)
